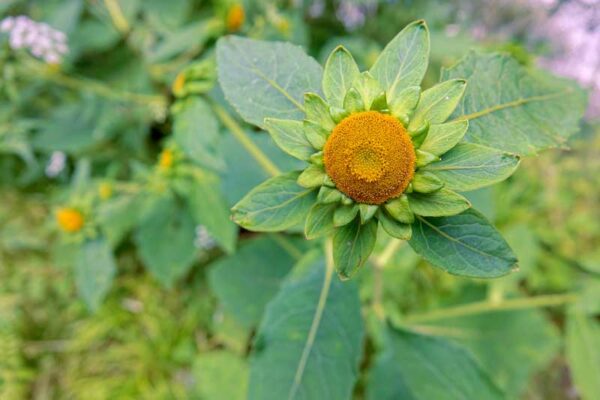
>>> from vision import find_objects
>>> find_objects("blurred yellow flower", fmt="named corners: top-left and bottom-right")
top-left (172, 72), bottom-right (186, 96)
top-left (227, 4), bottom-right (245, 32)
top-left (99, 182), bottom-right (113, 200)
top-left (158, 148), bottom-right (174, 170)
top-left (56, 208), bottom-right (84, 233)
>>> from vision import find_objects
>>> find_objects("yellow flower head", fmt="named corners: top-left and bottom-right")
top-left (158, 148), bottom-right (174, 170)
top-left (56, 208), bottom-right (84, 233)
top-left (172, 72), bottom-right (186, 96)
top-left (227, 4), bottom-right (245, 32)
top-left (324, 111), bottom-right (416, 205)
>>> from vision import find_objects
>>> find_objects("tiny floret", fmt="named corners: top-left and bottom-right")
top-left (56, 207), bottom-right (84, 233)
top-left (324, 111), bottom-right (416, 204)
top-left (226, 4), bottom-right (245, 32)
top-left (158, 148), bottom-right (174, 170)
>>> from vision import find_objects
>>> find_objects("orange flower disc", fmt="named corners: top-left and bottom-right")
top-left (323, 111), bottom-right (416, 205)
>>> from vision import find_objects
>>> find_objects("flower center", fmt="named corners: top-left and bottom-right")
top-left (323, 111), bottom-right (416, 205)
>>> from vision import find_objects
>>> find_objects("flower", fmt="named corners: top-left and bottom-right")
top-left (0, 15), bottom-right (68, 64)
top-left (98, 182), bottom-right (113, 200)
top-left (158, 148), bottom-right (174, 170)
top-left (45, 151), bottom-right (66, 178)
top-left (56, 207), bottom-right (84, 233)
top-left (226, 4), bottom-right (245, 32)
top-left (172, 71), bottom-right (187, 96)
top-left (230, 21), bottom-right (520, 278)
top-left (194, 225), bottom-right (216, 250)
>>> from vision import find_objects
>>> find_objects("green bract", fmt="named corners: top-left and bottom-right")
top-left (216, 20), bottom-right (584, 279)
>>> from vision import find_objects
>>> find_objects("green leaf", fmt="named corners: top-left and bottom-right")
top-left (333, 204), bottom-right (359, 227)
top-left (408, 79), bottom-right (466, 131)
top-left (389, 86), bottom-right (420, 119)
top-left (384, 195), bottom-right (414, 224)
top-left (304, 93), bottom-right (335, 130)
top-left (264, 118), bottom-right (314, 161)
top-left (419, 120), bottom-right (468, 156)
top-left (232, 171), bottom-right (317, 232)
top-left (304, 120), bottom-right (328, 150)
top-left (352, 72), bottom-right (383, 110)
top-left (370, 20), bottom-right (429, 104)
top-left (409, 208), bottom-right (517, 278)
top-left (343, 87), bottom-right (365, 113)
top-left (248, 251), bottom-right (364, 400)
top-left (408, 188), bottom-right (470, 217)
top-left (442, 52), bottom-right (587, 155)
top-left (305, 203), bottom-right (336, 239)
top-left (411, 171), bottom-right (444, 193)
top-left (333, 218), bottom-right (378, 279)
top-left (208, 235), bottom-right (303, 327)
top-left (176, 170), bottom-right (237, 253)
top-left (97, 193), bottom-right (143, 247)
top-left (217, 36), bottom-right (323, 128)
top-left (134, 195), bottom-right (197, 287)
top-left (193, 351), bottom-right (248, 400)
top-left (367, 327), bottom-right (504, 400)
top-left (75, 237), bottom-right (116, 311)
top-left (322, 45), bottom-right (360, 109)
top-left (378, 211), bottom-right (412, 240)
top-left (423, 143), bottom-right (520, 192)
top-left (566, 309), bottom-right (600, 400)
top-left (297, 164), bottom-right (327, 188)
top-left (173, 97), bottom-right (224, 171)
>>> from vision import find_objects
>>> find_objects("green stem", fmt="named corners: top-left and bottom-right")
top-left (212, 103), bottom-right (282, 177)
top-left (404, 293), bottom-right (578, 324)
top-left (103, 0), bottom-right (130, 33)
top-left (371, 239), bottom-right (405, 321)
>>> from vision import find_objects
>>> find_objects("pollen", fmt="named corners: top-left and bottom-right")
top-left (226, 4), bottom-right (245, 32)
top-left (323, 111), bottom-right (416, 205)
top-left (56, 208), bottom-right (84, 233)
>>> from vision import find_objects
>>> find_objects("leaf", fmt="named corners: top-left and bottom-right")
top-left (322, 45), bottom-right (360, 109)
top-left (264, 118), bottom-right (314, 160)
top-left (442, 52), bottom-right (587, 155)
top-left (134, 195), bottom-right (197, 287)
top-left (208, 235), bottom-right (304, 327)
top-left (176, 170), bottom-right (237, 253)
top-left (173, 97), bottom-right (224, 171)
top-left (232, 171), bottom-right (317, 232)
top-left (193, 351), bottom-right (249, 400)
top-left (333, 218), bottom-right (378, 279)
top-left (96, 193), bottom-right (143, 247)
top-left (427, 307), bottom-right (560, 398)
top-left (423, 143), bottom-right (520, 192)
top-left (378, 211), bottom-right (412, 240)
top-left (408, 79), bottom-right (466, 130)
top-left (75, 237), bottom-right (116, 311)
top-left (409, 208), bottom-right (517, 278)
top-left (566, 309), bottom-right (600, 400)
top-left (370, 20), bottom-right (429, 103)
top-left (217, 36), bottom-right (323, 128)
top-left (367, 326), bottom-right (504, 400)
top-left (408, 188), bottom-right (471, 217)
top-left (419, 120), bottom-right (468, 156)
top-left (305, 203), bottom-right (336, 239)
top-left (248, 251), bottom-right (364, 400)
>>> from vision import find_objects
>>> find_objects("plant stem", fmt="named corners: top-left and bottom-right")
top-left (371, 239), bottom-right (405, 321)
top-left (212, 103), bottom-right (282, 177)
top-left (103, 0), bottom-right (130, 33)
top-left (404, 293), bottom-right (578, 324)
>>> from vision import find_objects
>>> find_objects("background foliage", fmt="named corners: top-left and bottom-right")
top-left (1, 0), bottom-right (599, 399)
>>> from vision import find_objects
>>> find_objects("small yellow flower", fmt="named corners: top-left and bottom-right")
top-left (324, 111), bottom-right (416, 205)
top-left (172, 72), bottom-right (186, 96)
top-left (56, 208), bottom-right (84, 233)
top-left (227, 4), bottom-right (245, 32)
top-left (99, 182), bottom-right (113, 200)
top-left (158, 148), bottom-right (174, 170)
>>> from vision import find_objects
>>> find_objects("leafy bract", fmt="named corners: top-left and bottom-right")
top-left (264, 118), bottom-right (314, 161)
top-left (367, 326), bottom-right (503, 400)
top-left (333, 218), bottom-right (378, 279)
top-left (442, 52), bottom-right (587, 155)
top-left (409, 208), bottom-right (517, 278)
top-left (217, 36), bottom-right (323, 128)
top-left (419, 120), bottom-right (469, 156)
top-left (423, 143), bottom-right (520, 192)
top-left (75, 237), bottom-right (116, 311)
top-left (248, 251), bottom-right (364, 400)
top-left (408, 79), bottom-right (466, 130)
top-left (370, 20), bottom-right (429, 104)
top-left (322, 46), bottom-right (360, 109)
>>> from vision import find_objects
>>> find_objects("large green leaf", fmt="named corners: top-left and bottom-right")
top-left (134, 195), bottom-right (197, 287)
top-left (232, 171), bottom-right (317, 232)
top-left (208, 235), bottom-right (304, 327)
top-left (248, 251), bottom-right (364, 400)
top-left (566, 309), bottom-right (600, 400)
top-left (192, 351), bottom-right (249, 400)
top-left (409, 208), bottom-right (517, 278)
top-left (442, 52), bottom-right (586, 155)
top-left (75, 237), bottom-right (116, 311)
top-left (333, 218), bottom-right (378, 279)
top-left (370, 20), bottom-right (429, 103)
top-left (175, 170), bottom-right (237, 253)
top-left (173, 97), bottom-right (224, 171)
top-left (423, 143), bottom-right (520, 192)
top-left (322, 46), bottom-right (360, 109)
top-left (263, 118), bottom-right (314, 161)
top-left (367, 326), bottom-right (503, 400)
top-left (216, 36), bottom-right (323, 128)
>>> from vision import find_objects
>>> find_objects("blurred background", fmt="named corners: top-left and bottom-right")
top-left (0, 0), bottom-right (599, 399)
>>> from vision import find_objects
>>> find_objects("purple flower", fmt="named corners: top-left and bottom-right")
top-left (0, 15), bottom-right (69, 64)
